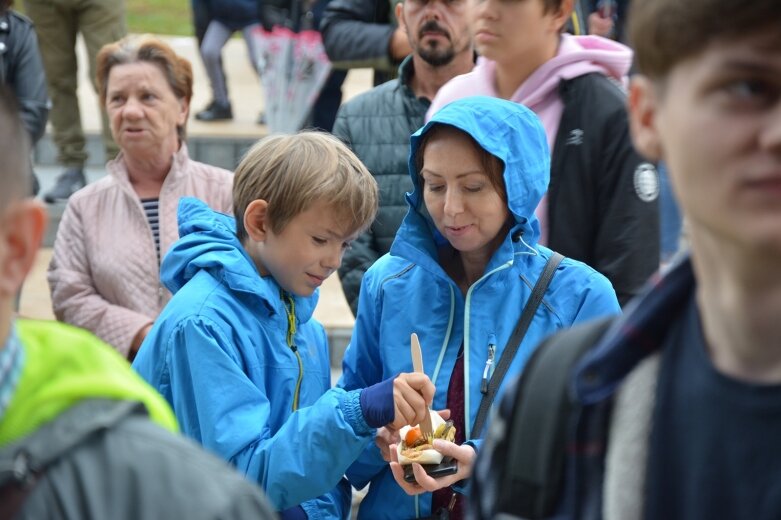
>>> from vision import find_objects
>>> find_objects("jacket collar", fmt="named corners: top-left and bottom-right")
top-left (162, 198), bottom-right (318, 323)
top-left (573, 255), bottom-right (694, 405)
top-left (106, 143), bottom-right (191, 194)
top-left (398, 55), bottom-right (415, 89)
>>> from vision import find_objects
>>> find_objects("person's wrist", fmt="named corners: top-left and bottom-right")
top-left (129, 323), bottom-right (152, 361)
top-left (360, 377), bottom-right (395, 428)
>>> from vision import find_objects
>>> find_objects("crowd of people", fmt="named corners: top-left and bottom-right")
top-left (2, 0), bottom-right (780, 518)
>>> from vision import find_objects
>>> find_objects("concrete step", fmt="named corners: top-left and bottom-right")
top-left (34, 133), bottom-right (261, 171)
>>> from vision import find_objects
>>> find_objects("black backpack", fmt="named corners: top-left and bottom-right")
top-left (471, 317), bottom-right (615, 520)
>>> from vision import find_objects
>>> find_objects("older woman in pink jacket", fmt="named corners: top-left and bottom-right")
top-left (48, 36), bottom-right (234, 360)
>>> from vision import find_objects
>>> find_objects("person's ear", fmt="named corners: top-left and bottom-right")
top-left (551, 0), bottom-right (575, 33)
top-left (396, 1), bottom-right (407, 35)
top-left (177, 97), bottom-right (189, 127)
top-left (628, 75), bottom-right (663, 162)
top-left (244, 199), bottom-right (270, 242)
top-left (0, 200), bottom-right (47, 298)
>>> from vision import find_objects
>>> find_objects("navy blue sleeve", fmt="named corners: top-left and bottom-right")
top-left (279, 506), bottom-right (307, 520)
top-left (359, 376), bottom-right (395, 428)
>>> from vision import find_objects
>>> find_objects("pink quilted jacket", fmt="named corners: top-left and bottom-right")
top-left (48, 145), bottom-right (234, 356)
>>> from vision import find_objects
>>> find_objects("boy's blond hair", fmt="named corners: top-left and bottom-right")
top-left (234, 132), bottom-right (379, 242)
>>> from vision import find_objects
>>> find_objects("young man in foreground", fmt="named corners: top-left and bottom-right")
top-left (0, 86), bottom-right (275, 520)
top-left (472, 0), bottom-right (781, 518)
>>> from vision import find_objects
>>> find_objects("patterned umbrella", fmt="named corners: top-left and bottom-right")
top-left (252, 24), bottom-right (332, 133)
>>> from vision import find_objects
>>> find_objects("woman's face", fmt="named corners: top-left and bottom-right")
top-left (105, 61), bottom-right (187, 160)
top-left (420, 128), bottom-right (510, 258)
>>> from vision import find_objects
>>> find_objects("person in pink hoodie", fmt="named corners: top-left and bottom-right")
top-left (428, 0), bottom-right (659, 305)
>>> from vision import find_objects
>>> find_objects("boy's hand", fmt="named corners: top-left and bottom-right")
top-left (390, 372), bottom-right (435, 430)
top-left (129, 323), bottom-right (153, 362)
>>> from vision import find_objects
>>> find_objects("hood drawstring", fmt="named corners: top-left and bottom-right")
top-left (282, 291), bottom-right (304, 412)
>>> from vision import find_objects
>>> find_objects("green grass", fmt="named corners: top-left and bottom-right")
top-left (126, 0), bottom-right (193, 36)
top-left (16, 0), bottom-right (195, 36)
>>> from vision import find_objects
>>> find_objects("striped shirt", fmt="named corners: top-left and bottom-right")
top-left (0, 323), bottom-right (24, 423)
top-left (140, 198), bottom-right (160, 263)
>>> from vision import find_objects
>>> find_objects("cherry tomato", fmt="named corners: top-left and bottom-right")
top-left (405, 427), bottom-right (423, 447)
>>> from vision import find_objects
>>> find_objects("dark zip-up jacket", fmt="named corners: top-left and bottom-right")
top-left (333, 56), bottom-right (428, 314)
top-left (0, 9), bottom-right (48, 143)
top-left (320, 0), bottom-right (400, 85)
top-left (204, 0), bottom-right (261, 31)
top-left (548, 73), bottom-right (659, 305)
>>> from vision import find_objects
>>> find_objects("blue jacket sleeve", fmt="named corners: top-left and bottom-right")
top-left (337, 271), bottom-right (389, 488)
top-left (163, 316), bottom-right (374, 511)
top-left (569, 269), bottom-right (622, 324)
top-left (299, 477), bottom-right (352, 520)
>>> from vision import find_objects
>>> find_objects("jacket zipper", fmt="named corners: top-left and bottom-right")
top-left (481, 337), bottom-right (496, 394)
top-left (282, 291), bottom-right (303, 412)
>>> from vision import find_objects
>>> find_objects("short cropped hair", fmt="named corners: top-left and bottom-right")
top-left (233, 132), bottom-right (379, 243)
top-left (0, 87), bottom-right (32, 210)
top-left (414, 125), bottom-right (507, 202)
top-left (629, 0), bottom-right (781, 80)
top-left (96, 35), bottom-right (194, 140)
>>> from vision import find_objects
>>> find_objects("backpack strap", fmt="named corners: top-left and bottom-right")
top-left (0, 399), bottom-right (146, 520)
top-left (471, 252), bottom-right (564, 439)
top-left (495, 316), bottom-right (614, 519)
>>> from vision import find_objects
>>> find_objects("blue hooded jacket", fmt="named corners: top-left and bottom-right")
top-left (132, 198), bottom-right (371, 519)
top-left (339, 97), bottom-right (621, 519)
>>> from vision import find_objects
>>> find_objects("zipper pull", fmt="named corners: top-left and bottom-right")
top-left (481, 342), bottom-right (495, 394)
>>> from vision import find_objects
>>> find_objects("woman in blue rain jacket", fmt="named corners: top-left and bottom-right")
top-left (339, 96), bottom-right (621, 519)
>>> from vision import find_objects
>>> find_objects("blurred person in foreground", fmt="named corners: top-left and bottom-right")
top-left (471, 1), bottom-right (781, 519)
top-left (47, 35), bottom-right (234, 360)
top-left (0, 85), bottom-right (277, 520)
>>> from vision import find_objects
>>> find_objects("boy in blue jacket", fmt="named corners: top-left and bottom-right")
top-left (133, 131), bottom-right (435, 519)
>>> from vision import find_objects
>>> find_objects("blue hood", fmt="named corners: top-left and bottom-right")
top-left (160, 197), bottom-right (317, 321)
top-left (394, 96), bottom-right (550, 270)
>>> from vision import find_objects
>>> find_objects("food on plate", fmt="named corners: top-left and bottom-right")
top-left (397, 411), bottom-right (456, 465)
